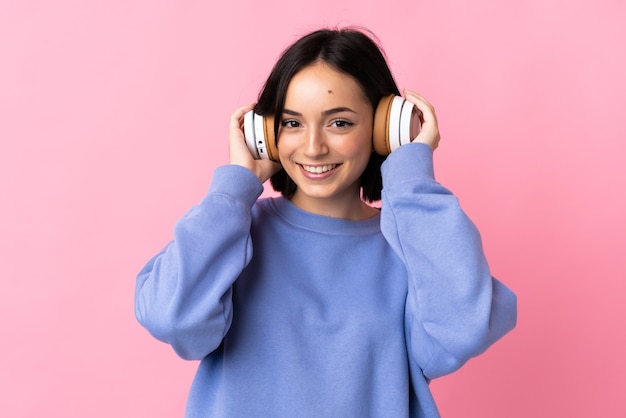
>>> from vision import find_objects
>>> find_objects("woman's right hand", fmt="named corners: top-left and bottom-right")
top-left (229, 103), bottom-right (282, 183)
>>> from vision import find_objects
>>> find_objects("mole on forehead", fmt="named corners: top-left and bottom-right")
top-left (328, 90), bottom-right (333, 94)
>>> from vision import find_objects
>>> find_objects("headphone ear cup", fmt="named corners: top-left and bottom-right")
top-left (263, 115), bottom-right (278, 162)
top-left (373, 94), bottom-right (421, 155)
top-left (373, 94), bottom-right (395, 155)
top-left (243, 111), bottom-right (279, 161)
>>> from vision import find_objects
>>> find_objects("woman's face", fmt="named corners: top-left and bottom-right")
top-left (277, 61), bottom-right (374, 215)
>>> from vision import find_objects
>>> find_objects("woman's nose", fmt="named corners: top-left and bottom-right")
top-left (303, 128), bottom-right (328, 157)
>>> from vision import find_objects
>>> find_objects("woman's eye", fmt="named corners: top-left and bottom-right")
top-left (331, 119), bottom-right (354, 128)
top-left (281, 120), bottom-right (300, 128)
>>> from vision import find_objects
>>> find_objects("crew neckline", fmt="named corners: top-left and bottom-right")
top-left (265, 197), bottom-right (381, 236)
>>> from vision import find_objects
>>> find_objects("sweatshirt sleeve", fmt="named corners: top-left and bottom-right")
top-left (380, 143), bottom-right (517, 380)
top-left (134, 165), bottom-right (264, 360)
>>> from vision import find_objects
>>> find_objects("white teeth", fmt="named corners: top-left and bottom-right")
top-left (301, 164), bottom-right (337, 174)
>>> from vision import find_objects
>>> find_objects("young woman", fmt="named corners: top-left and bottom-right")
top-left (135, 28), bottom-right (517, 417)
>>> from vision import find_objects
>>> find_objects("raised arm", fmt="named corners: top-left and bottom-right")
top-left (135, 104), bottom-right (277, 360)
top-left (380, 93), bottom-right (516, 379)
top-left (134, 165), bottom-right (264, 360)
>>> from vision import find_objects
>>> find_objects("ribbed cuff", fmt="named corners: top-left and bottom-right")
top-left (381, 142), bottom-right (435, 185)
top-left (206, 165), bottom-right (264, 208)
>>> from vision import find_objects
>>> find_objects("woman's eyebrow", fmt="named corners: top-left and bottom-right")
top-left (282, 108), bottom-right (302, 116)
top-left (282, 107), bottom-right (357, 116)
top-left (322, 107), bottom-right (357, 116)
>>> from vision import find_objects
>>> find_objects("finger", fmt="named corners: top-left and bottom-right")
top-left (230, 103), bottom-right (254, 129)
top-left (404, 89), bottom-right (439, 126)
top-left (403, 89), bottom-right (441, 150)
top-left (403, 89), bottom-right (436, 116)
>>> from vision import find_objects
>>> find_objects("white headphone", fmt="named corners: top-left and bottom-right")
top-left (244, 94), bottom-right (420, 161)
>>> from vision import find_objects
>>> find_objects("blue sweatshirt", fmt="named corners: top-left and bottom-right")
top-left (135, 142), bottom-right (517, 417)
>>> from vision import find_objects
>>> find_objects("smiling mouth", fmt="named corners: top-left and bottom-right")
top-left (300, 164), bottom-right (339, 174)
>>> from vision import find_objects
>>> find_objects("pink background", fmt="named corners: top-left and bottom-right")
top-left (1, 1), bottom-right (624, 416)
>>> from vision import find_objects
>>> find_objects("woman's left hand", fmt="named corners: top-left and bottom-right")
top-left (404, 89), bottom-right (440, 151)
